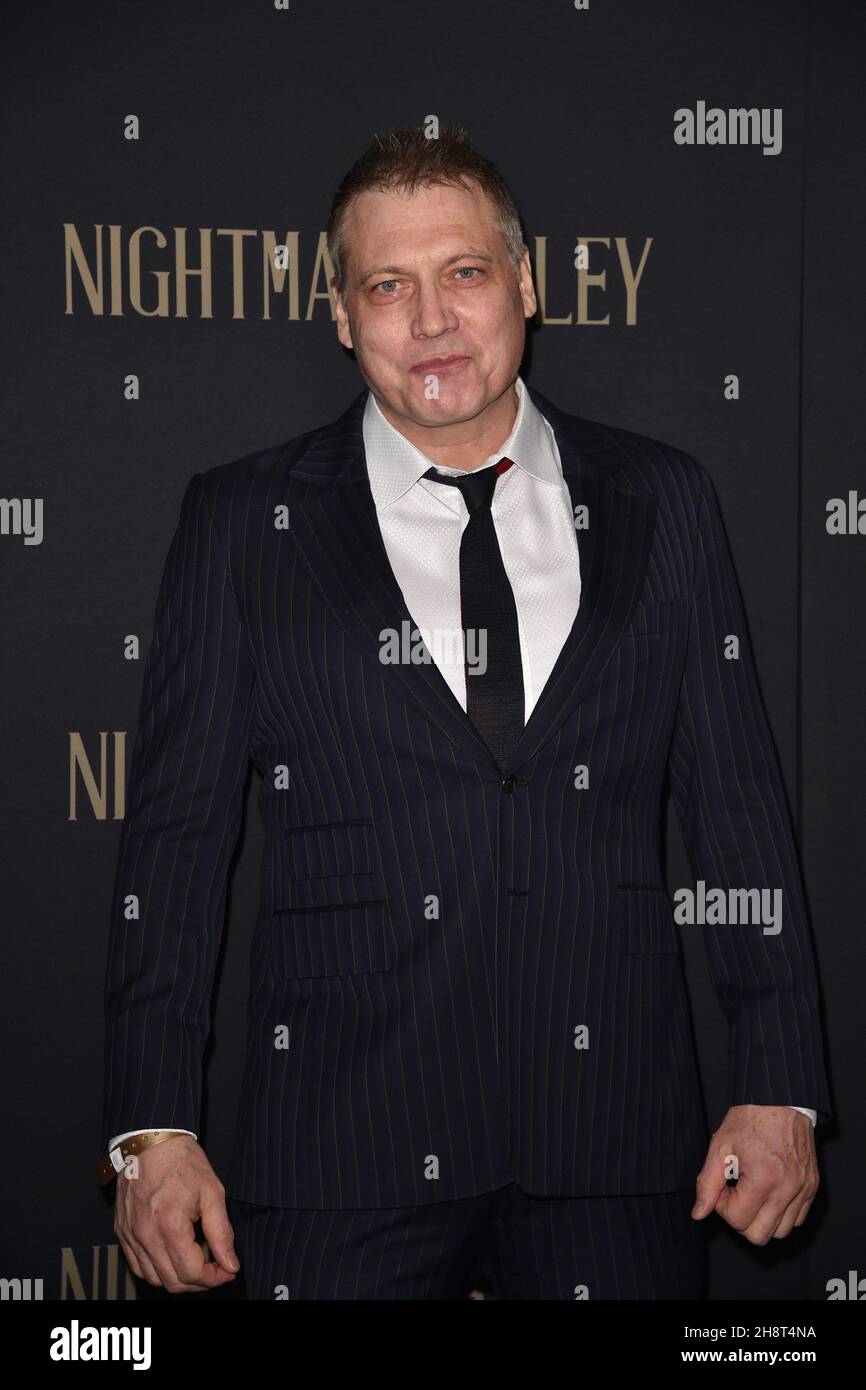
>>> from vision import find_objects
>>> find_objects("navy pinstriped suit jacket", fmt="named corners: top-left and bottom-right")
top-left (103, 383), bottom-right (832, 1209)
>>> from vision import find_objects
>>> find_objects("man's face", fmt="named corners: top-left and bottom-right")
top-left (332, 180), bottom-right (537, 430)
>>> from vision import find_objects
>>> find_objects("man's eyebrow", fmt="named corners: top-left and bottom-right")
top-left (356, 248), bottom-right (496, 287)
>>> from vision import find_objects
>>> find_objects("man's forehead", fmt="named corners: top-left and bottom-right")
top-left (352, 182), bottom-right (486, 226)
top-left (347, 184), bottom-right (500, 256)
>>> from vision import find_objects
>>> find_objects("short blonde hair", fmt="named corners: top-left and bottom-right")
top-left (326, 124), bottom-right (526, 301)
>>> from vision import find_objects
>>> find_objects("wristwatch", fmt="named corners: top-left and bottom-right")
top-left (96, 1130), bottom-right (191, 1186)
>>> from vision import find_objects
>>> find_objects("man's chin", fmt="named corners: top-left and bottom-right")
top-left (401, 375), bottom-right (488, 424)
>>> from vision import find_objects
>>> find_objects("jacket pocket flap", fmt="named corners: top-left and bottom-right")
top-left (272, 902), bottom-right (394, 978)
top-left (273, 819), bottom-right (385, 910)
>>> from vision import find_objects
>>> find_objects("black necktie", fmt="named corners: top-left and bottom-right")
top-left (422, 458), bottom-right (524, 770)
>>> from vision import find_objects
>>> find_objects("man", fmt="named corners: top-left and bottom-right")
top-left (101, 127), bottom-right (831, 1300)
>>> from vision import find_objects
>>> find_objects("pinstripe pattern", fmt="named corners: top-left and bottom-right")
top-left (226, 1185), bottom-right (705, 1299)
top-left (103, 383), bottom-right (832, 1210)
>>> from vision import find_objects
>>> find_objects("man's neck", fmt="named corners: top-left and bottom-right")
top-left (375, 383), bottom-right (519, 473)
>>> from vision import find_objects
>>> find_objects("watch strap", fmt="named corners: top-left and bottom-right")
top-left (97, 1129), bottom-right (191, 1186)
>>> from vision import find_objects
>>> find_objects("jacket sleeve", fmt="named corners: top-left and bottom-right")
top-left (102, 472), bottom-right (255, 1149)
top-left (667, 461), bottom-right (832, 1123)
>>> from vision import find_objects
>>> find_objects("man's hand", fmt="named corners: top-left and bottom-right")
top-left (113, 1135), bottom-right (239, 1292)
top-left (691, 1105), bottom-right (819, 1244)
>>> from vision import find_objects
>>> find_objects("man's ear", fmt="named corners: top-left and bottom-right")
top-left (517, 247), bottom-right (537, 319)
top-left (333, 282), bottom-right (354, 349)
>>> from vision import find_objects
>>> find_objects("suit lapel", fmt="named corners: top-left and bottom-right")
top-left (282, 383), bottom-right (656, 773)
top-left (507, 386), bottom-right (658, 768)
top-left (285, 390), bottom-right (501, 769)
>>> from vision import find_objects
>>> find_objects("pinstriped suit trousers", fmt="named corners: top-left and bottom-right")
top-left (227, 1184), bottom-right (706, 1300)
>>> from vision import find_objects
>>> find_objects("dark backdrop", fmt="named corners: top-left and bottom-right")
top-left (2, 0), bottom-right (862, 1301)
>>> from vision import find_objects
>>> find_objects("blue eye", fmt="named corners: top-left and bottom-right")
top-left (372, 266), bottom-right (483, 295)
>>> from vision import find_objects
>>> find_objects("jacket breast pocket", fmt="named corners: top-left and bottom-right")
top-left (271, 819), bottom-right (394, 978)
top-left (616, 884), bottom-right (681, 955)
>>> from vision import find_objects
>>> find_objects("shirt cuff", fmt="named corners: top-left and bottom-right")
top-left (788, 1106), bottom-right (817, 1127)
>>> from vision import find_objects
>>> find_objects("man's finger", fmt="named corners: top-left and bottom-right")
top-left (792, 1196), bottom-right (813, 1228)
top-left (792, 1168), bottom-right (820, 1228)
top-left (116, 1187), bottom-right (163, 1285)
top-left (144, 1225), bottom-right (227, 1293)
top-left (710, 1179), bottom-right (768, 1233)
top-left (740, 1201), bottom-right (794, 1245)
top-left (120, 1223), bottom-right (164, 1287)
top-left (691, 1153), bottom-right (730, 1218)
top-left (160, 1208), bottom-right (236, 1290)
top-left (132, 1222), bottom-right (200, 1293)
top-left (771, 1190), bottom-right (810, 1241)
top-left (734, 1183), bottom-right (803, 1244)
top-left (115, 1230), bottom-right (145, 1282)
top-left (199, 1188), bottom-right (240, 1274)
top-left (775, 1185), bottom-right (818, 1238)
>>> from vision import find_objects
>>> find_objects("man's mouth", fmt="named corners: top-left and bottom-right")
top-left (410, 355), bottom-right (471, 373)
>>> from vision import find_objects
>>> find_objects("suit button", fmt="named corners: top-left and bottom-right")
top-left (501, 775), bottom-right (517, 793)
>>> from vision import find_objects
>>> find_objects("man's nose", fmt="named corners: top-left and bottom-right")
top-left (412, 282), bottom-right (457, 338)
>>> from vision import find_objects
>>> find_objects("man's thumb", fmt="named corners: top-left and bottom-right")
top-left (201, 1193), bottom-right (240, 1271)
top-left (691, 1171), bottom-right (721, 1219)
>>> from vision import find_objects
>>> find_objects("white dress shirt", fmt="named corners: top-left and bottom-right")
top-left (109, 374), bottom-right (815, 1150)
top-left (364, 373), bottom-right (582, 723)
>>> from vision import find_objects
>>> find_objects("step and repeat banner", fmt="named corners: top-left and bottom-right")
top-left (2, 0), bottom-right (863, 1312)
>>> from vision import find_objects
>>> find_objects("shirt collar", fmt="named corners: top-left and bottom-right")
top-left (363, 373), bottom-right (562, 509)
